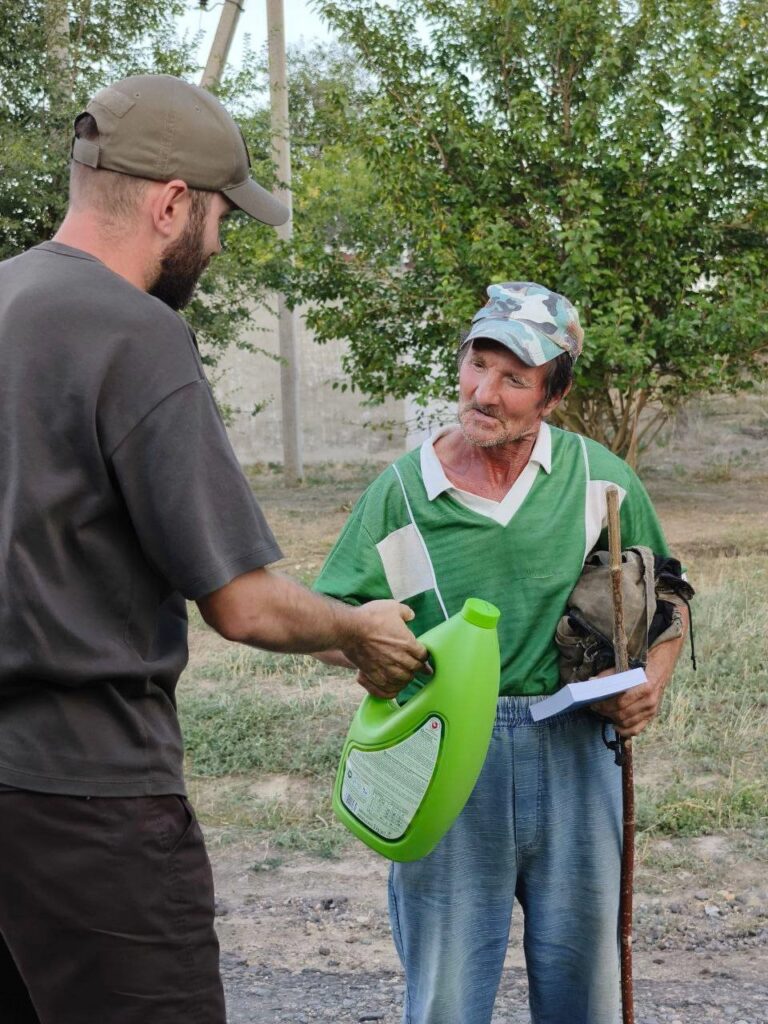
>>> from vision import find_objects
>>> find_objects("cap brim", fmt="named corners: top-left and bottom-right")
top-left (223, 178), bottom-right (289, 226)
top-left (462, 320), bottom-right (564, 367)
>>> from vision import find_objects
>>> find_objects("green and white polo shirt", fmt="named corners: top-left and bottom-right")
top-left (314, 423), bottom-right (670, 696)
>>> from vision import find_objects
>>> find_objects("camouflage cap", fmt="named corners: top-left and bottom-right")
top-left (461, 282), bottom-right (583, 366)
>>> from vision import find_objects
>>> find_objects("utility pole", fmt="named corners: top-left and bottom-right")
top-left (201, 0), bottom-right (303, 483)
top-left (200, 0), bottom-right (245, 90)
top-left (267, 0), bottom-right (303, 484)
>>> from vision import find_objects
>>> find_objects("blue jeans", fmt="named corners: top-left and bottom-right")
top-left (388, 697), bottom-right (623, 1024)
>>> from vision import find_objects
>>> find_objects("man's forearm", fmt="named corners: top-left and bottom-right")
top-left (197, 567), bottom-right (427, 697)
top-left (198, 568), bottom-right (359, 653)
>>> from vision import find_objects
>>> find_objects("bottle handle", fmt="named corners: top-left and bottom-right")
top-left (370, 643), bottom-right (435, 708)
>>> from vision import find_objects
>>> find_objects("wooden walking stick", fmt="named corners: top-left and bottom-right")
top-left (606, 486), bottom-right (635, 1024)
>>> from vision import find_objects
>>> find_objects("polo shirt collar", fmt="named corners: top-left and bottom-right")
top-left (420, 421), bottom-right (552, 502)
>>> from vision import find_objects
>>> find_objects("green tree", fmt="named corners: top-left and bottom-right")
top-left (293, 0), bottom-right (768, 458)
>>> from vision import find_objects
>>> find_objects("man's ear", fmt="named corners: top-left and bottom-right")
top-left (148, 179), bottom-right (190, 239)
top-left (542, 379), bottom-right (572, 418)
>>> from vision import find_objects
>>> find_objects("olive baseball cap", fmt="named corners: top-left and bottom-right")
top-left (71, 74), bottom-right (289, 226)
top-left (461, 282), bottom-right (584, 365)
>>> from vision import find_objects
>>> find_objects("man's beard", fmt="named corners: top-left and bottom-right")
top-left (148, 206), bottom-right (210, 311)
top-left (458, 402), bottom-right (537, 448)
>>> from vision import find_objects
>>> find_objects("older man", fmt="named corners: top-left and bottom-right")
top-left (314, 282), bottom-right (687, 1024)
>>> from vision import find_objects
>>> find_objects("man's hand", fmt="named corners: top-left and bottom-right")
top-left (340, 600), bottom-right (428, 700)
top-left (590, 664), bottom-right (666, 737)
top-left (591, 606), bottom-right (689, 737)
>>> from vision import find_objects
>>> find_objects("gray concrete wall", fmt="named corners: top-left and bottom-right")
top-left (210, 301), bottom-right (408, 465)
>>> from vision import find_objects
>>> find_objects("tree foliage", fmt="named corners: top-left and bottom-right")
top-left (4, 2), bottom-right (767, 456)
top-left (0, 0), bottom-right (283, 369)
top-left (0, 0), bottom-right (198, 254)
top-left (293, 0), bottom-right (768, 457)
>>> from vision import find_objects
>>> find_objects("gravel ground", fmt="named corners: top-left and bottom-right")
top-left (221, 956), bottom-right (768, 1024)
top-left (211, 840), bottom-right (768, 1024)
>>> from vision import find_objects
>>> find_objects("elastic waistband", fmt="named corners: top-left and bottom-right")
top-left (494, 695), bottom-right (589, 727)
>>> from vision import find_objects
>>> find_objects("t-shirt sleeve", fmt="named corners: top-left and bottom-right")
top-left (109, 378), bottom-right (283, 600)
top-left (313, 494), bottom-right (392, 606)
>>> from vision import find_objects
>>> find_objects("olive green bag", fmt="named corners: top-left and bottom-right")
top-left (555, 547), bottom-right (695, 683)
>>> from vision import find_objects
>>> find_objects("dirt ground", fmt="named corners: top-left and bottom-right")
top-left (210, 835), bottom-right (767, 1024)
top-left (204, 398), bottom-right (768, 1023)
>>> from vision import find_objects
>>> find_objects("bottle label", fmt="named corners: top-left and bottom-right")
top-left (341, 717), bottom-right (442, 840)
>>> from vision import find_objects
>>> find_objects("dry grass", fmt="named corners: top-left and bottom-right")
top-left (636, 553), bottom-right (768, 837)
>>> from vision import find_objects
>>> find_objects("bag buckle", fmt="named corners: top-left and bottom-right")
top-left (601, 718), bottom-right (626, 766)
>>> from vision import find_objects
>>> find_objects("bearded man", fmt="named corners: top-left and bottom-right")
top-left (314, 282), bottom-right (688, 1024)
top-left (0, 75), bottom-right (426, 1024)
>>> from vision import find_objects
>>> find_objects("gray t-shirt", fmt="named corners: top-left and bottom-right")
top-left (0, 242), bottom-right (283, 796)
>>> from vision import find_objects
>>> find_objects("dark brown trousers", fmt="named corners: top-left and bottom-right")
top-left (0, 791), bottom-right (226, 1024)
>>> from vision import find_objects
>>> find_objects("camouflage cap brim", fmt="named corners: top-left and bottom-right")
top-left (462, 319), bottom-right (567, 367)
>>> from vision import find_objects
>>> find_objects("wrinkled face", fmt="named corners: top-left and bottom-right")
top-left (149, 192), bottom-right (232, 310)
top-left (457, 340), bottom-right (555, 448)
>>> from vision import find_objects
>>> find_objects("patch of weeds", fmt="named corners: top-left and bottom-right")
top-left (301, 461), bottom-right (388, 488)
top-left (179, 689), bottom-right (348, 776)
top-left (193, 779), bottom-right (350, 858)
top-left (199, 826), bottom-right (248, 850)
top-left (654, 558), bottom-right (767, 720)
top-left (637, 779), bottom-right (768, 837)
top-left (638, 841), bottom-right (699, 875)
top-left (734, 830), bottom-right (768, 862)
top-left (635, 555), bottom-right (768, 837)
top-left (250, 856), bottom-right (285, 872)
top-left (693, 460), bottom-right (736, 483)
top-left (221, 796), bottom-right (349, 858)
top-left (271, 822), bottom-right (349, 859)
top-left (187, 648), bottom-right (334, 688)
top-left (274, 652), bottom-right (341, 680)
top-left (244, 460), bottom-right (388, 492)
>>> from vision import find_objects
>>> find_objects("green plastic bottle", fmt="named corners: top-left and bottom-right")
top-left (332, 598), bottom-right (501, 862)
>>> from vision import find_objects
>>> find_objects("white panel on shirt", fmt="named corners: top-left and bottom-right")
top-left (376, 523), bottom-right (435, 601)
top-left (585, 479), bottom-right (627, 558)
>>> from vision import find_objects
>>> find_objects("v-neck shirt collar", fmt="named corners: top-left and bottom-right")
top-left (420, 421), bottom-right (552, 526)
